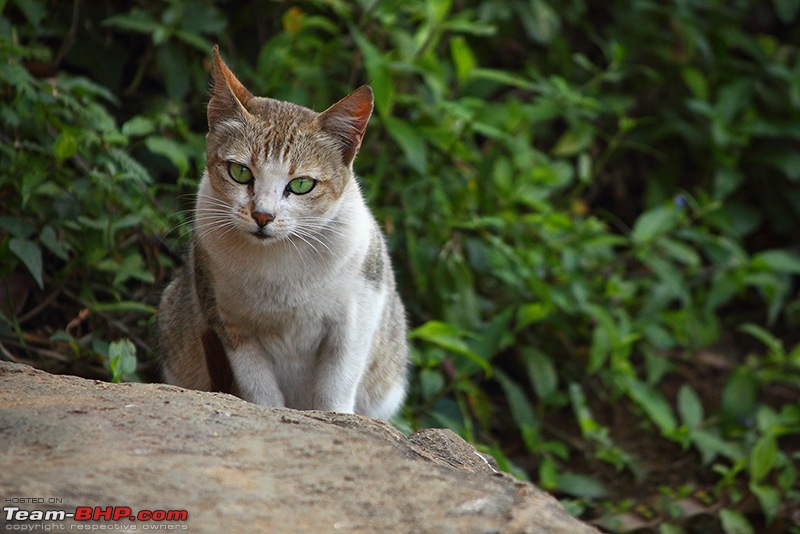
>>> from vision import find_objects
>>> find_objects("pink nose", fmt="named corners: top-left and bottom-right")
top-left (251, 211), bottom-right (274, 227)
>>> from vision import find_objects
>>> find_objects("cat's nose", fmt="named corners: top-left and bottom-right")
top-left (251, 210), bottom-right (274, 228)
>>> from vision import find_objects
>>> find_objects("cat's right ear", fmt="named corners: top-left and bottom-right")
top-left (207, 45), bottom-right (254, 130)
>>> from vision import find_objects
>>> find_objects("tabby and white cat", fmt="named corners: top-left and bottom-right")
top-left (157, 46), bottom-right (408, 420)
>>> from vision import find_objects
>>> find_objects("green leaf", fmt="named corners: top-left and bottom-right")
top-left (112, 253), bottom-right (155, 288)
top-left (108, 338), bottom-right (137, 383)
top-left (54, 129), bottom-right (80, 162)
top-left (749, 482), bottom-right (781, 525)
top-left (103, 9), bottom-right (161, 35)
top-left (586, 304), bottom-right (616, 373)
top-left (156, 42), bottom-right (190, 101)
top-left (749, 434), bottom-right (778, 483)
top-left (0, 217), bottom-right (35, 238)
top-left (631, 205), bottom-right (680, 244)
top-left (721, 366), bottom-right (758, 426)
top-left (450, 36), bottom-right (476, 82)
top-left (552, 124), bottom-right (594, 157)
top-left (682, 67), bottom-right (708, 101)
top-left (523, 348), bottom-right (557, 400)
top-left (691, 429), bottom-right (743, 464)
top-left (520, 0), bottom-right (561, 45)
top-left (419, 368), bottom-right (445, 400)
top-left (13, 0), bottom-right (46, 27)
top-left (773, 0), bottom-right (800, 23)
top-left (9, 237), bottom-right (43, 289)
top-left (40, 226), bottom-right (71, 261)
top-left (90, 301), bottom-right (158, 315)
top-left (624, 377), bottom-right (677, 435)
top-left (409, 321), bottom-right (490, 375)
top-left (494, 369), bottom-right (537, 430)
top-left (659, 237), bottom-right (701, 268)
top-left (569, 382), bottom-right (598, 435)
top-left (145, 136), bottom-right (189, 174)
top-left (516, 302), bottom-right (551, 329)
top-left (384, 117), bottom-right (427, 174)
top-left (719, 508), bottom-right (754, 534)
top-left (752, 249), bottom-right (800, 274)
top-left (555, 473), bottom-right (608, 499)
top-left (351, 27), bottom-right (393, 117)
top-left (677, 384), bottom-right (704, 429)
top-left (738, 323), bottom-right (784, 356)
top-left (121, 116), bottom-right (156, 137)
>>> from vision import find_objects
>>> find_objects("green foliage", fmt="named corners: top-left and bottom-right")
top-left (2, 0), bottom-right (799, 531)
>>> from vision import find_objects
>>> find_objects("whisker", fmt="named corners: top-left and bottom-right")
top-left (290, 232), bottom-right (322, 259)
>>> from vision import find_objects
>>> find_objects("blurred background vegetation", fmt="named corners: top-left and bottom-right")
top-left (2, 0), bottom-right (799, 531)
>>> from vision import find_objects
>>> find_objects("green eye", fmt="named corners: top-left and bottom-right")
top-left (287, 176), bottom-right (317, 195)
top-left (227, 162), bottom-right (253, 184)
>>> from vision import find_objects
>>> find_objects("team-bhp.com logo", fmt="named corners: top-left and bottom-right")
top-left (3, 506), bottom-right (188, 530)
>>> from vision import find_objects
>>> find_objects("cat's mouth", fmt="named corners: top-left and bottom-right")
top-left (251, 229), bottom-right (273, 241)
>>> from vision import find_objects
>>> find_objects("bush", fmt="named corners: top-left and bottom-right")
top-left (2, 0), bottom-right (799, 531)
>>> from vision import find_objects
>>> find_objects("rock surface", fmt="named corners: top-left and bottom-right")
top-left (0, 361), bottom-right (598, 533)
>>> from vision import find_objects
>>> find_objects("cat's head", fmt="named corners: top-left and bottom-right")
top-left (199, 46), bottom-right (373, 246)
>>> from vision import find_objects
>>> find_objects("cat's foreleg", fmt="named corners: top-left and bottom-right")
top-left (312, 321), bottom-right (369, 414)
top-left (227, 341), bottom-right (286, 407)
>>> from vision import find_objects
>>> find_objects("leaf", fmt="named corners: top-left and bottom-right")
top-left (121, 116), bottom-right (156, 137)
top-left (586, 304), bottom-right (616, 373)
top-left (494, 369), bottom-right (538, 431)
top-left (719, 508), bottom-right (754, 534)
top-left (39, 226), bottom-right (71, 261)
top-left (384, 117), bottom-right (427, 174)
top-left (108, 338), bottom-right (137, 383)
top-left (677, 384), bottom-right (704, 429)
top-left (409, 321), bottom-right (490, 375)
top-left (721, 366), bottom-right (758, 426)
top-left (691, 429), bottom-right (743, 464)
top-left (54, 129), bottom-right (80, 162)
top-left (351, 27), bottom-right (394, 117)
top-left (103, 9), bottom-right (161, 35)
top-left (519, 0), bottom-right (561, 45)
top-left (516, 302), bottom-right (551, 329)
top-left (659, 237), bottom-right (701, 268)
top-left (752, 248), bottom-right (800, 274)
top-left (0, 216), bottom-right (36, 239)
top-left (90, 301), bottom-right (158, 315)
top-left (13, 0), bottom-right (46, 27)
top-left (523, 348), bottom-right (557, 400)
top-left (631, 205), bottom-right (680, 244)
top-left (155, 42), bottom-right (190, 102)
top-left (773, 0), bottom-right (800, 23)
top-left (749, 434), bottom-right (778, 483)
top-left (419, 368), bottom-right (444, 400)
top-left (738, 323), bottom-right (784, 356)
top-left (749, 482), bottom-right (781, 525)
top-left (9, 237), bottom-right (43, 289)
top-left (145, 136), bottom-right (189, 174)
top-left (569, 382), bottom-right (598, 435)
top-left (624, 377), bottom-right (677, 435)
top-left (552, 124), bottom-right (594, 157)
top-left (682, 67), bottom-right (708, 101)
top-left (555, 472), bottom-right (608, 499)
top-left (450, 35), bottom-right (476, 82)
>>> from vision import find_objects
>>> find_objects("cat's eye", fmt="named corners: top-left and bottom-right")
top-left (287, 177), bottom-right (317, 195)
top-left (227, 162), bottom-right (253, 184)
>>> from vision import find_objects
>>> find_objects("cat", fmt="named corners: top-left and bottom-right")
top-left (157, 46), bottom-right (408, 420)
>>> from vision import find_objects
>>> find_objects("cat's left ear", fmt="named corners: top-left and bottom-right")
top-left (317, 86), bottom-right (374, 166)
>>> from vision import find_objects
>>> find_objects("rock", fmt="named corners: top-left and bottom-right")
top-left (0, 361), bottom-right (598, 533)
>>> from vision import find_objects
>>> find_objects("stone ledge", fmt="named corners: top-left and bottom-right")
top-left (0, 361), bottom-right (598, 533)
